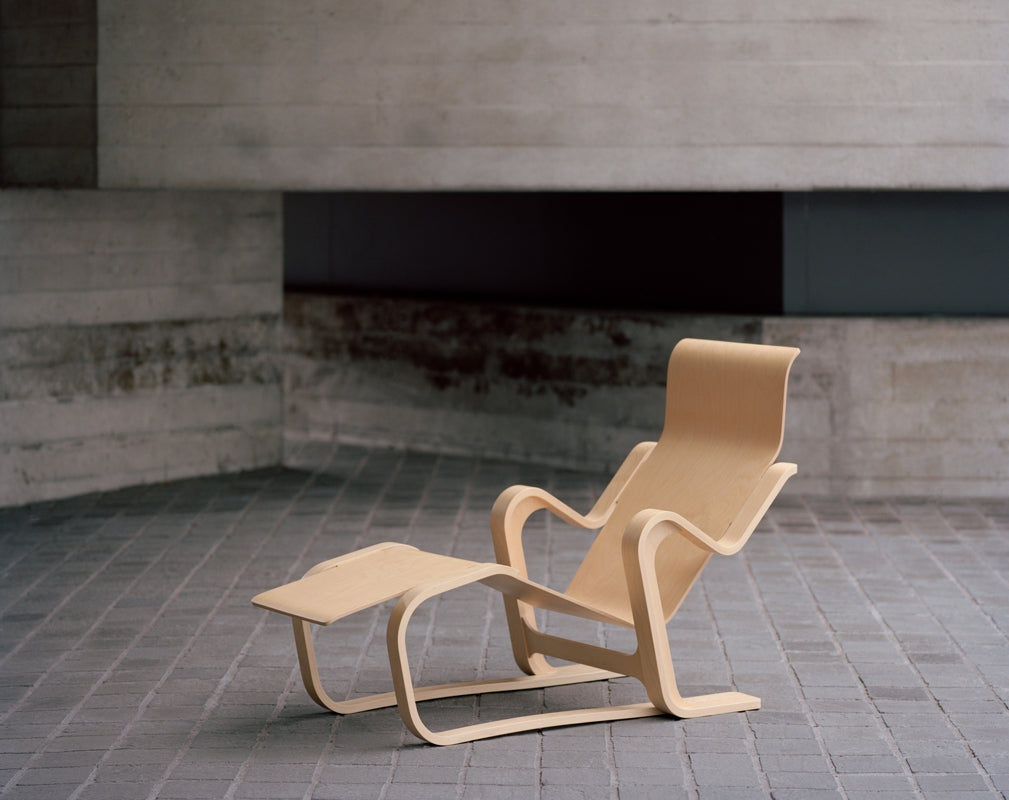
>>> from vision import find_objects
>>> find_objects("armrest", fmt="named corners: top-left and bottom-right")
top-left (490, 485), bottom-right (600, 576)
top-left (620, 462), bottom-right (796, 626)
top-left (623, 461), bottom-right (797, 559)
top-left (490, 442), bottom-right (657, 576)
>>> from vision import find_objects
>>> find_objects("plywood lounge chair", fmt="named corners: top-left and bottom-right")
top-left (252, 338), bottom-right (800, 745)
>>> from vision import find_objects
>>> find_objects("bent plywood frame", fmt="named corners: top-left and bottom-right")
top-left (252, 338), bottom-right (800, 744)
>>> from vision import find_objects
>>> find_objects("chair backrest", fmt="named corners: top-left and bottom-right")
top-left (565, 338), bottom-right (799, 624)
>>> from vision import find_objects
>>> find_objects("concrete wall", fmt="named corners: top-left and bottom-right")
top-left (766, 317), bottom-right (1009, 497)
top-left (97, 1), bottom-right (1009, 190)
top-left (3, 2), bottom-right (1006, 506)
top-left (285, 293), bottom-right (1009, 498)
top-left (1, 0), bottom-right (98, 187)
top-left (0, 190), bottom-right (283, 506)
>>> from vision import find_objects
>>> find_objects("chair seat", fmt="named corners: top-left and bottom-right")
top-left (251, 543), bottom-right (483, 625)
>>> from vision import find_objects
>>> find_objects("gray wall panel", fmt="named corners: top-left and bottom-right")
top-left (784, 192), bottom-right (1009, 315)
top-left (96, 2), bottom-right (1009, 190)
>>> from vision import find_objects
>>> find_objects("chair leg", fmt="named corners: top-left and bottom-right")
top-left (623, 517), bottom-right (761, 719)
top-left (289, 564), bottom-right (634, 725)
top-left (639, 635), bottom-right (760, 718)
top-left (292, 616), bottom-right (619, 716)
top-left (522, 623), bottom-right (759, 719)
top-left (385, 576), bottom-right (666, 746)
top-left (637, 619), bottom-right (760, 719)
top-left (292, 618), bottom-right (398, 713)
top-left (290, 560), bottom-right (737, 744)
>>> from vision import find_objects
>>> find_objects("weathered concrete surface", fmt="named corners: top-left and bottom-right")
top-left (97, 1), bottom-right (1009, 190)
top-left (0, 189), bottom-right (284, 506)
top-left (768, 317), bottom-right (1009, 497)
top-left (284, 293), bottom-right (760, 472)
top-left (286, 293), bottom-right (1009, 497)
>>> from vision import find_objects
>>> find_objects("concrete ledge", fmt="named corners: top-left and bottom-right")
top-left (285, 293), bottom-right (1009, 498)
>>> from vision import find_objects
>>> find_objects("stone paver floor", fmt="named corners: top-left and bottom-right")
top-left (2, 442), bottom-right (1009, 799)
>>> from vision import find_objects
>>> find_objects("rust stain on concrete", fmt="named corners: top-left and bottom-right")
top-left (1, 316), bottom-right (280, 401)
top-left (284, 293), bottom-right (761, 408)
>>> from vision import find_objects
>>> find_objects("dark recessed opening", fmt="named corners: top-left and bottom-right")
top-left (285, 191), bottom-right (783, 314)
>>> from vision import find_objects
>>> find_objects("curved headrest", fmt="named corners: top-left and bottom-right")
top-left (663, 338), bottom-right (800, 455)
